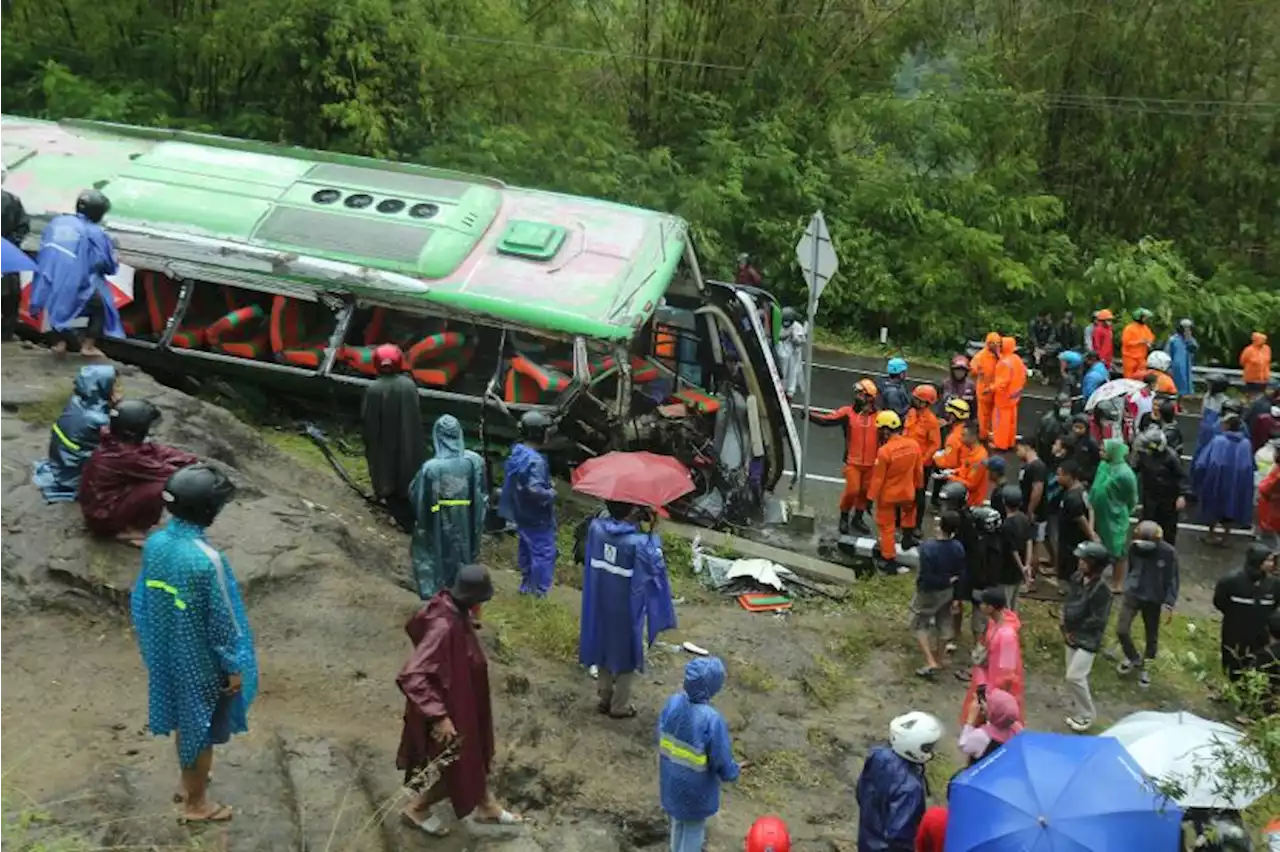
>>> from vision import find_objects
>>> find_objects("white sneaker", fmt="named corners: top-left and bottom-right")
top-left (1065, 715), bottom-right (1092, 733)
top-left (1138, 669), bottom-right (1151, 689)
top-left (1116, 659), bottom-right (1135, 675)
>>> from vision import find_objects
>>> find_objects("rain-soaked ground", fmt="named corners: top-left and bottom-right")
top-left (0, 342), bottom-right (1247, 850)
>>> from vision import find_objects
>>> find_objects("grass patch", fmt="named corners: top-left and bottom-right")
top-left (13, 385), bottom-right (71, 427)
top-left (797, 652), bottom-right (852, 709)
top-left (731, 659), bottom-right (779, 694)
top-left (261, 428), bottom-right (372, 492)
top-left (739, 748), bottom-right (832, 806)
top-left (813, 326), bottom-right (952, 369)
top-left (484, 593), bottom-right (580, 665)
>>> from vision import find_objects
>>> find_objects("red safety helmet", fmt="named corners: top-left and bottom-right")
top-left (745, 816), bottom-right (791, 852)
top-left (372, 343), bottom-right (405, 373)
top-left (912, 384), bottom-right (939, 404)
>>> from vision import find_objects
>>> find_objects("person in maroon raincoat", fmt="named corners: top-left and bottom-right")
top-left (396, 564), bottom-right (522, 837)
top-left (78, 399), bottom-right (197, 546)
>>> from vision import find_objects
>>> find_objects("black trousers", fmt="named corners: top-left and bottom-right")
top-left (384, 493), bottom-right (415, 533)
top-left (1140, 500), bottom-right (1179, 546)
top-left (1, 273), bottom-right (19, 339)
top-left (1116, 597), bottom-right (1162, 663)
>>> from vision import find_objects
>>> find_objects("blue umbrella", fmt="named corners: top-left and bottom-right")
top-left (945, 732), bottom-right (1183, 852)
top-left (1, 238), bottom-right (36, 274)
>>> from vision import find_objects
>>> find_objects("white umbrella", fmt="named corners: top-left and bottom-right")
top-left (1103, 710), bottom-right (1271, 810)
top-left (1085, 378), bottom-right (1145, 411)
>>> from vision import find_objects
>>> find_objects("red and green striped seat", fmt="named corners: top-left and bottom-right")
top-left (550, 355), bottom-right (662, 384)
top-left (270, 296), bottom-right (331, 369)
top-left (505, 354), bottom-right (571, 403)
top-left (206, 305), bottom-right (269, 359)
top-left (143, 272), bottom-right (237, 349)
top-left (673, 387), bottom-right (721, 415)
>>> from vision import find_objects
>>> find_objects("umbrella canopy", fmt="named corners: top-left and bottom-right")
top-left (1085, 378), bottom-right (1145, 411)
top-left (1104, 710), bottom-right (1271, 810)
top-left (946, 732), bottom-right (1182, 852)
top-left (571, 451), bottom-right (694, 508)
top-left (1, 238), bottom-right (36, 274)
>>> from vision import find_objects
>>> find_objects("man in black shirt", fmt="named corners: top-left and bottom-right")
top-left (1132, 427), bottom-right (1189, 545)
top-left (1055, 460), bottom-right (1097, 587)
top-left (1016, 437), bottom-right (1050, 569)
top-left (1066, 415), bottom-right (1101, 484)
top-left (997, 484), bottom-right (1033, 609)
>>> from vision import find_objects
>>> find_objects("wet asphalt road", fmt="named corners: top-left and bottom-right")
top-left (785, 350), bottom-right (1254, 591)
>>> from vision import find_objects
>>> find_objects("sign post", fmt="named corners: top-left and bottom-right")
top-left (794, 211), bottom-right (837, 510)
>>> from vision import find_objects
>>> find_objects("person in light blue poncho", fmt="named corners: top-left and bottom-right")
top-left (658, 656), bottom-right (740, 852)
top-left (409, 415), bottom-right (485, 600)
top-left (31, 364), bottom-right (119, 502)
top-left (131, 463), bottom-right (257, 824)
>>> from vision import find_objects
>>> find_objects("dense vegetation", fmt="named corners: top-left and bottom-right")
top-left (2, 0), bottom-right (1277, 360)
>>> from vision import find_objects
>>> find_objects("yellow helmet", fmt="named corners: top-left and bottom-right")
top-left (945, 398), bottom-right (971, 420)
top-left (875, 410), bottom-right (902, 430)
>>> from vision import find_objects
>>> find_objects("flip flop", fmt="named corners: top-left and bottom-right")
top-left (470, 809), bottom-right (524, 827)
top-left (178, 803), bottom-right (233, 824)
top-left (401, 811), bottom-right (450, 837)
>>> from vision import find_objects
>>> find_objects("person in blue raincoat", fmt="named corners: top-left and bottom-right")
top-left (657, 657), bottom-right (740, 852)
top-left (409, 415), bottom-right (485, 600)
top-left (31, 364), bottom-right (120, 502)
top-left (579, 501), bottom-right (677, 718)
top-left (1081, 350), bottom-right (1110, 402)
top-left (855, 711), bottom-right (943, 852)
top-left (131, 463), bottom-right (257, 824)
top-left (1193, 409), bottom-right (1257, 545)
top-left (28, 190), bottom-right (121, 357)
top-left (498, 411), bottom-right (557, 596)
top-left (1166, 319), bottom-right (1198, 398)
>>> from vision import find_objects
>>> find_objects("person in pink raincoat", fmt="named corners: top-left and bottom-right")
top-left (958, 588), bottom-right (1025, 726)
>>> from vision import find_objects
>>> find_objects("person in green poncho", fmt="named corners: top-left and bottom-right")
top-left (1090, 438), bottom-right (1139, 593)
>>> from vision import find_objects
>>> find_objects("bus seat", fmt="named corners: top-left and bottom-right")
top-left (270, 296), bottom-right (331, 369)
top-left (143, 273), bottom-right (237, 349)
top-left (407, 332), bottom-right (472, 388)
top-left (338, 308), bottom-right (448, 376)
top-left (206, 305), bottom-right (269, 359)
top-left (672, 387), bottom-right (721, 415)
top-left (504, 354), bottom-right (571, 404)
top-left (551, 355), bottom-right (662, 384)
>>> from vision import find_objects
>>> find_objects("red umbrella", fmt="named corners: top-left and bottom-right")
top-left (571, 451), bottom-right (694, 508)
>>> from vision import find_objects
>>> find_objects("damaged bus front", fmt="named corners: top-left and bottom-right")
top-left (2, 116), bottom-right (801, 525)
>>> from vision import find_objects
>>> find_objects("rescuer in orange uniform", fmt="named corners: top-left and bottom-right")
top-left (970, 332), bottom-right (1001, 441)
top-left (941, 420), bottom-right (990, 507)
top-left (1121, 308), bottom-right (1156, 379)
top-left (810, 379), bottom-right (881, 535)
top-left (905, 385), bottom-right (942, 545)
top-left (931, 397), bottom-right (972, 508)
top-left (867, 410), bottom-right (923, 566)
top-left (990, 336), bottom-right (1027, 451)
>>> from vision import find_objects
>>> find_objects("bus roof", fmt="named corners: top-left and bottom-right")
top-left (0, 116), bottom-right (688, 340)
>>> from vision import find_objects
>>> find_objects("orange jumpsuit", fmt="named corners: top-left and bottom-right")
top-left (868, 434), bottom-right (923, 559)
top-left (991, 337), bottom-right (1027, 451)
top-left (933, 422), bottom-right (966, 471)
top-left (905, 408), bottom-right (942, 466)
top-left (1241, 332), bottom-right (1272, 387)
top-left (810, 406), bottom-right (879, 512)
top-left (970, 333), bottom-right (1001, 440)
top-left (1121, 322), bottom-right (1155, 379)
top-left (952, 442), bottom-right (990, 507)
top-left (1149, 370), bottom-right (1177, 396)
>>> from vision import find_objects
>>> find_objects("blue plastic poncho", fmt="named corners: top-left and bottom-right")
top-left (579, 517), bottom-right (677, 675)
top-left (1081, 362), bottom-right (1110, 401)
top-left (657, 657), bottom-right (739, 822)
top-left (409, 415), bottom-right (485, 599)
top-left (1167, 333), bottom-right (1197, 397)
top-left (855, 745), bottom-right (927, 852)
top-left (31, 364), bottom-right (116, 502)
top-left (1193, 430), bottom-right (1256, 526)
top-left (499, 442), bottom-right (557, 596)
top-left (131, 518), bottom-right (258, 768)
top-left (28, 213), bottom-right (123, 337)
top-left (1191, 411), bottom-right (1223, 494)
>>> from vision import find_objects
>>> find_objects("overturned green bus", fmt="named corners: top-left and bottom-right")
top-left (3, 116), bottom-right (800, 521)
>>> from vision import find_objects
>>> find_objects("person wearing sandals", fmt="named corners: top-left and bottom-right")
top-left (957, 588), bottom-right (1025, 728)
top-left (396, 565), bottom-right (523, 837)
top-left (658, 657), bottom-right (740, 852)
top-left (911, 510), bottom-right (965, 679)
top-left (579, 501), bottom-right (677, 719)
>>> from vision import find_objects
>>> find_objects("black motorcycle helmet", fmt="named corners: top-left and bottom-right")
top-left (162, 463), bottom-right (236, 527)
top-left (518, 410), bottom-right (552, 444)
top-left (75, 189), bottom-right (111, 224)
top-left (938, 480), bottom-right (969, 511)
top-left (998, 483), bottom-right (1024, 511)
top-left (1073, 540), bottom-right (1113, 573)
top-left (971, 505), bottom-right (1003, 534)
top-left (109, 399), bottom-right (161, 442)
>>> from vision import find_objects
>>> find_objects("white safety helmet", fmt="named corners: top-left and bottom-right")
top-left (1146, 350), bottom-right (1172, 373)
top-left (889, 711), bottom-right (944, 764)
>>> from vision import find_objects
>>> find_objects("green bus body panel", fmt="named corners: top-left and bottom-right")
top-left (0, 116), bottom-right (689, 340)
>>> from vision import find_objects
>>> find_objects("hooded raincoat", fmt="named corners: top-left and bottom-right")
top-left (579, 517), bottom-right (677, 676)
top-left (1241, 333), bottom-right (1272, 387)
top-left (131, 518), bottom-right (258, 767)
top-left (959, 608), bottom-right (1025, 726)
top-left (1213, 546), bottom-right (1280, 678)
top-left (362, 373), bottom-right (425, 503)
top-left (856, 745), bottom-right (927, 852)
top-left (78, 432), bottom-right (198, 537)
top-left (1167, 332), bottom-right (1197, 396)
top-left (1193, 428), bottom-right (1256, 526)
top-left (991, 336), bottom-right (1027, 451)
top-left (1121, 321), bottom-right (1155, 379)
top-left (28, 213), bottom-right (123, 337)
top-left (657, 657), bottom-right (739, 823)
top-left (409, 416), bottom-right (485, 600)
top-left (31, 365), bottom-right (117, 502)
top-left (971, 333), bottom-right (1002, 440)
top-left (775, 319), bottom-right (807, 396)
top-left (1090, 439), bottom-right (1139, 558)
top-left (1081, 360), bottom-right (1110, 401)
top-left (499, 442), bottom-right (557, 595)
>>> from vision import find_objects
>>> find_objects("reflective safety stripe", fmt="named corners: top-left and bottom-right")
top-left (146, 579), bottom-right (187, 611)
top-left (659, 734), bottom-right (707, 772)
top-left (431, 499), bottom-right (472, 513)
top-left (589, 558), bottom-right (633, 579)
top-left (51, 423), bottom-right (80, 452)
